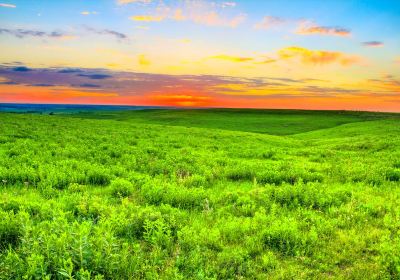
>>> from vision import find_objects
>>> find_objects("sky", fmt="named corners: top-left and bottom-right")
top-left (0, 0), bottom-right (399, 111)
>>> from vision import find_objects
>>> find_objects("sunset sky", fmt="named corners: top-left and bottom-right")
top-left (0, 0), bottom-right (399, 111)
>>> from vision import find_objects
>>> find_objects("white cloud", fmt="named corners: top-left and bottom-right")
top-left (221, 2), bottom-right (236, 8)
top-left (0, 3), bottom-right (16, 8)
top-left (254, 16), bottom-right (286, 30)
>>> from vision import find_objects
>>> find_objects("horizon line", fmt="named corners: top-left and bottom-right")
top-left (1, 102), bottom-right (399, 114)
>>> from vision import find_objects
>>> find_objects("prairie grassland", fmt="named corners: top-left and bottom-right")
top-left (0, 110), bottom-right (399, 279)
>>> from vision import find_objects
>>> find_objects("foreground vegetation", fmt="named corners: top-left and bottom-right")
top-left (0, 109), bottom-right (399, 279)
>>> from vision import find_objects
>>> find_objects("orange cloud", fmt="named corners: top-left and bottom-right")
top-left (367, 76), bottom-right (400, 92)
top-left (209, 55), bottom-right (253, 63)
top-left (0, 76), bottom-right (11, 83)
top-left (296, 23), bottom-right (350, 37)
top-left (278, 46), bottom-right (360, 66)
top-left (0, 84), bottom-right (118, 104)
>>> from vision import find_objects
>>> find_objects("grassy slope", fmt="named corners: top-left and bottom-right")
top-left (64, 108), bottom-right (398, 135)
top-left (0, 111), bottom-right (399, 279)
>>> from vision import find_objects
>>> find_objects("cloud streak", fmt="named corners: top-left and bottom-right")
top-left (0, 28), bottom-right (72, 39)
top-left (278, 46), bottom-right (360, 66)
top-left (209, 55), bottom-right (253, 63)
top-left (254, 16), bottom-right (286, 30)
top-left (0, 3), bottom-right (15, 8)
top-left (362, 41), bottom-right (384, 47)
top-left (129, 1), bottom-right (246, 27)
top-left (13, 66), bottom-right (32, 72)
top-left (85, 27), bottom-right (128, 40)
top-left (296, 24), bottom-right (351, 36)
top-left (130, 15), bottom-right (163, 22)
top-left (77, 74), bottom-right (112, 80)
top-left (117, 0), bottom-right (151, 5)
top-left (81, 11), bottom-right (98, 15)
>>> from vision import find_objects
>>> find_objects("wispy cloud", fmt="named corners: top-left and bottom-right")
top-left (78, 83), bottom-right (102, 88)
top-left (209, 54), bottom-right (253, 63)
top-left (362, 41), bottom-right (384, 47)
top-left (85, 27), bottom-right (128, 40)
top-left (81, 11), bottom-right (98, 15)
top-left (30, 83), bottom-right (55, 87)
top-left (367, 75), bottom-right (400, 92)
top-left (0, 28), bottom-right (73, 40)
top-left (206, 48), bottom-right (361, 66)
top-left (256, 58), bottom-right (277, 64)
top-left (129, 1), bottom-right (246, 27)
top-left (130, 15), bottom-right (164, 22)
top-left (296, 22), bottom-right (351, 36)
top-left (77, 73), bottom-right (112, 80)
top-left (0, 3), bottom-right (15, 8)
top-left (134, 25), bottom-right (150, 30)
top-left (0, 76), bottom-right (20, 85)
top-left (117, 0), bottom-right (151, 5)
top-left (221, 2), bottom-right (236, 8)
top-left (58, 69), bottom-right (83, 74)
top-left (13, 66), bottom-right (31, 72)
top-left (254, 16), bottom-right (286, 30)
top-left (278, 46), bottom-right (360, 66)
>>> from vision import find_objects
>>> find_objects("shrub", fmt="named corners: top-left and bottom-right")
top-left (226, 166), bottom-right (255, 181)
top-left (141, 182), bottom-right (206, 210)
top-left (261, 251), bottom-right (278, 271)
top-left (0, 210), bottom-right (28, 251)
top-left (386, 169), bottom-right (400, 182)
top-left (178, 226), bottom-right (223, 252)
top-left (216, 247), bottom-right (249, 278)
top-left (86, 167), bottom-right (111, 186)
top-left (261, 150), bottom-right (275, 159)
top-left (110, 179), bottom-right (134, 198)
top-left (68, 183), bottom-right (87, 193)
top-left (258, 169), bottom-right (324, 185)
top-left (265, 182), bottom-right (352, 211)
top-left (181, 174), bottom-right (208, 188)
top-left (262, 219), bottom-right (318, 256)
top-left (143, 218), bottom-right (172, 250)
top-left (380, 235), bottom-right (400, 279)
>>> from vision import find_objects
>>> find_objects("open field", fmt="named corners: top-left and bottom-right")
top-left (63, 109), bottom-right (398, 135)
top-left (1, 109), bottom-right (400, 279)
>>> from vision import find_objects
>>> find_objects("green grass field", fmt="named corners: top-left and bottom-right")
top-left (1, 109), bottom-right (400, 279)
